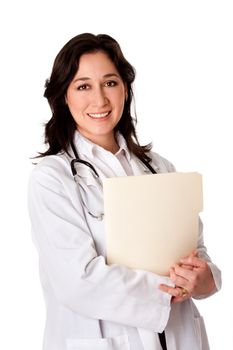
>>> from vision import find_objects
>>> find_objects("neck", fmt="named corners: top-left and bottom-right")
top-left (96, 136), bottom-right (119, 153)
top-left (78, 131), bottom-right (120, 154)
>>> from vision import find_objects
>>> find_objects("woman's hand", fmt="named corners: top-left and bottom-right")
top-left (159, 251), bottom-right (216, 304)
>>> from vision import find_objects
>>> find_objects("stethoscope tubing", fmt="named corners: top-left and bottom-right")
top-left (70, 139), bottom-right (157, 220)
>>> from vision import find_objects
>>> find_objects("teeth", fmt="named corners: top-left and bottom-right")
top-left (88, 112), bottom-right (110, 118)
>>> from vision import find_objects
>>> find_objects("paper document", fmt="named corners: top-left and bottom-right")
top-left (103, 172), bottom-right (203, 276)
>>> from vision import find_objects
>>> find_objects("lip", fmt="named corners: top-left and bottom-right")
top-left (87, 111), bottom-right (111, 120)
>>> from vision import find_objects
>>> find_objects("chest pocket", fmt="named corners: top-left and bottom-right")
top-left (75, 166), bottom-right (104, 218)
top-left (76, 166), bottom-right (101, 186)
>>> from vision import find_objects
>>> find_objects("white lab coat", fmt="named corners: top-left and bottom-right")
top-left (28, 131), bottom-right (221, 350)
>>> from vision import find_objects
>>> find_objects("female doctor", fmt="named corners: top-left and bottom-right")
top-left (28, 33), bottom-right (221, 350)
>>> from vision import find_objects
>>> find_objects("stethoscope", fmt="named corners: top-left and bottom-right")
top-left (70, 140), bottom-right (157, 221)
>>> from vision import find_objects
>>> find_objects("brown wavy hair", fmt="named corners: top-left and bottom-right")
top-left (40, 33), bottom-right (152, 162)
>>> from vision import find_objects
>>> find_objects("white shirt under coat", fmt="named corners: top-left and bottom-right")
top-left (28, 131), bottom-right (221, 350)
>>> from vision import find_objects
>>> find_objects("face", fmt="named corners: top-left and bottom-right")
top-left (66, 51), bottom-right (127, 149)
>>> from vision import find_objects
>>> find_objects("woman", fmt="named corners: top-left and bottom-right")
top-left (28, 33), bottom-right (221, 350)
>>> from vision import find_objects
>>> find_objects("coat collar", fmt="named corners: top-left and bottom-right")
top-left (73, 131), bottom-right (131, 162)
top-left (130, 154), bottom-right (159, 175)
top-left (72, 130), bottom-right (160, 175)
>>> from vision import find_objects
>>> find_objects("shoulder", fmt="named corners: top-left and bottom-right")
top-left (149, 151), bottom-right (176, 173)
top-left (29, 153), bottom-right (72, 191)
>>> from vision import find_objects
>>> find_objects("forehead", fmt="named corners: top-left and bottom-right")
top-left (75, 51), bottom-right (119, 78)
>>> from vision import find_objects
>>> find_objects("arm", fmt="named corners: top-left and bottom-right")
top-left (159, 218), bottom-right (222, 303)
top-left (150, 153), bottom-right (222, 301)
top-left (28, 161), bottom-right (173, 332)
top-left (193, 218), bottom-right (222, 298)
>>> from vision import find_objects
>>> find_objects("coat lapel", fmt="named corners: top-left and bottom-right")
top-left (130, 155), bottom-right (160, 176)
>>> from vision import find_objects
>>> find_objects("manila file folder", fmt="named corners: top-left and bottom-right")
top-left (103, 172), bottom-right (203, 276)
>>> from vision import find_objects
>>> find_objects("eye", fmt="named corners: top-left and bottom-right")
top-left (104, 80), bottom-right (118, 87)
top-left (77, 84), bottom-right (90, 91)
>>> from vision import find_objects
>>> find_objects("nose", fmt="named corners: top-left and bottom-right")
top-left (92, 86), bottom-right (108, 107)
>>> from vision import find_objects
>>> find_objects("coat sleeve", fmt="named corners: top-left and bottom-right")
top-left (28, 158), bottom-right (173, 333)
top-left (194, 218), bottom-right (222, 299)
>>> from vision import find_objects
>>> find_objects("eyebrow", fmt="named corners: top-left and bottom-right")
top-left (73, 73), bottom-right (120, 83)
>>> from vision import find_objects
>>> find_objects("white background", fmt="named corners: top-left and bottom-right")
top-left (0, 1), bottom-right (232, 349)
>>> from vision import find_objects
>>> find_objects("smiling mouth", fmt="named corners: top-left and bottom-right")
top-left (87, 111), bottom-right (111, 119)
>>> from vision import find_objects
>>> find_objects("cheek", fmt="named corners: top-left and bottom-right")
top-left (118, 93), bottom-right (126, 112)
top-left (113, 89), bottom-right (126, 107)
top-left (67, 96), bottom-right (88, 116)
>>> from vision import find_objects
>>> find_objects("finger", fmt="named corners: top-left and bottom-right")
top-left (173, 264), bottom-right (194, 281)
top-left (180, 250), bottom-right (198, 260)
top-left (179, 264), bottom-right (193, 271)
top-left (171, 286), bottom-right (191, 303)
top-left (159, 284), bottom-right (183, 298)
top-left (179, 256), bottom-right (206, 268)
top-left (172, 251), bottom-right (198, 270)
top-left (170, 267), bottom-right (191, 288)
top-left (191, 250), bottom-right (198, 257)
top-left (172, 293), bottom-right (190, 304)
